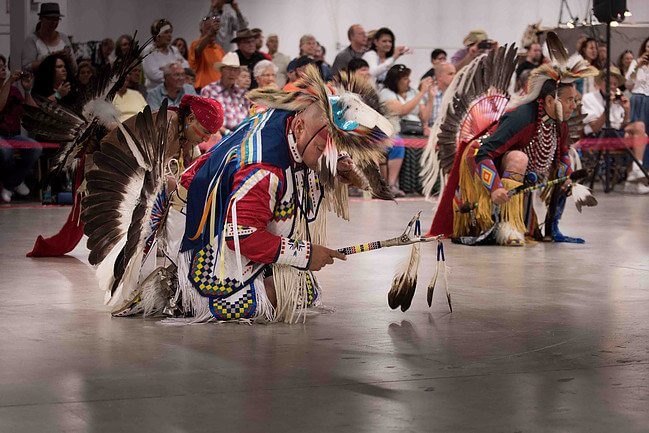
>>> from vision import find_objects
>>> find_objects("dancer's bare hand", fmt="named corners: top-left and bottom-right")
top-left (491, 187), bottom-right (509, 205)
top-left (309, 245), bottom-right (346, 271)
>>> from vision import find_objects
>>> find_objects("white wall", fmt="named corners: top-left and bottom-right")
top-left (4, 0), bottom-right (649, 79)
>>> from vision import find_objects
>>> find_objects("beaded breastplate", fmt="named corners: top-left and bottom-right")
top-left (521, 107), bottom-right (558, 178)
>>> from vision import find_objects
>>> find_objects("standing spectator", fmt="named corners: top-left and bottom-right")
top-left (232, 29), bottom-right (266, 88)
top-left (629, 37), bottom-right (649, 167)
top-left (201, 52), bottom-right (248, 133)
top-left (253, 60), bottom-right (278, 89)
top-left (91, 38), bottom-right (114, 70)
top-left (126, 64), bottom-right (147, 98)
top-left (618, 50), bottom-right (635, 81)
top-left (113, 79), bottom-right (147, 122)
top-left (421, 62), bottom-right (456, 129)
top-left (516, 42), bottom-right (542, 80)
top-left (421, 48), bottom-right (447, 80)
top-left (142, 19), bottom-right (189, 91)
top-left (32, 53), bottom-right (80, 111)
top-left (76, 60), bottom-right (96, 96)
top-left (451, 29), bottom-right (490, 70)
top-left (362, 27), bottom-right (408, 85)
top-left (331, 24), bottom-right (367, 75)
top-left (237, 66), bottom-right (252, 90)
top-left (596, 42), bottom-right (608, 70)
top-left (574, 38), bottom-right (599, 95)
top-left (379, 64), bottom-right (433, 196)
top-left (173, 38), bottom-right (189, 61)
top-left (298, 34), bottom-right (331, 81)
top-left (266, 34), bottom-right (290, 87)
top-left (0, 57), bottom-right (41, 203)
top-left (146, 62), bottom-right (197, 110)
top-left (112, 34), bottom-right (134, 65)
top-left (209, 0), bottom-right (249, 52)
top-left (251, 29), bottom-right (272, 60)
top-left (21, 3), bottom-right (76, 73)
top-left (189, 14), bottom-right (225, 90)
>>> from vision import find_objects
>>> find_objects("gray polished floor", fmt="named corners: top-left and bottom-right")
top-left (0, 194), bottom-right (648, 433)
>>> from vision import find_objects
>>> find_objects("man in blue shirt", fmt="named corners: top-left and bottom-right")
top-left (147, 61), bottom-right (197, 110)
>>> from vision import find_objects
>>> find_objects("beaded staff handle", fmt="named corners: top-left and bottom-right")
top-left (507, 169), bottom-right (587, 197)
top-left (337, 212), bottom-right (443, 256)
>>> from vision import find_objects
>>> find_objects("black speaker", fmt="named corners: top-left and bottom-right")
top-left (593, 0), bottom-right (627, 23)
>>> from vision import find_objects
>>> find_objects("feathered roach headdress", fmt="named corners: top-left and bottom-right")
top-left (510, 32), bottom-right (599, 120)
top-left (246, 65), bottom-right (394, 175)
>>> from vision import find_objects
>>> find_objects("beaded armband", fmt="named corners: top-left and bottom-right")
top-left (275, 238), bottom-right (312, 270)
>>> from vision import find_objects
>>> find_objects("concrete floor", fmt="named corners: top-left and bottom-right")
top-left (0, 194), bottom-right (648, 433)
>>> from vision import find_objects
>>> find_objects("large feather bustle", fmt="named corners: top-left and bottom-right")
top-left (388, 243), bottom-right (420, 312)
top-left (82, 100), bottom-right (169, 306)
top-left (420, 44), bottom-right (518, 198)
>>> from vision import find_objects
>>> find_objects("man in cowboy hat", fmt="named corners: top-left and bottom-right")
top-left (232, 29), bottom-right (267, 88)
top-left (582, 66), bottom-right (648, 194)
top-left (21, 2), bottom-right (76, 72)
top-left (200, 51), bottom-right (249, 134)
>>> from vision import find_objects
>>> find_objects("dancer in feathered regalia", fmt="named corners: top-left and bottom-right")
top-left (421, 33), bottom-right (599, 246)
top-left (81, 65), bottom-right (395, 322)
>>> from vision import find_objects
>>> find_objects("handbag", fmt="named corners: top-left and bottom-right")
top-left (399, 118), bottom-right (424, 136)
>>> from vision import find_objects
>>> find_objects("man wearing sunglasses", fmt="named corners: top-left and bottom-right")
top-left (209, 0), bottom-right (249, 52)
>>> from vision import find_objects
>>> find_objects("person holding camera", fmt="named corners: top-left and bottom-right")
top-left (582, 67), bottom-right (648, 194)
top-left (0, 55), bottom-right (41, 203)
top-left (189, 14), bottom-right (225, 90)
top-left (209, 0), bottom-right (249, 52)
top-left (362, 27), bottom-right (409, 85)
top-left (629, 37), bottom-right (649, 168)
top-left (451, 30), bottom-right (495, 71)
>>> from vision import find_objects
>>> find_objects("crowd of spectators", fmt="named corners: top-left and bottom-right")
top-left (2, 1), bottom-right (649, 201)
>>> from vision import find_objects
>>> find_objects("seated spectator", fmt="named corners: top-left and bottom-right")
top-left (21, 2), bottom-right (77, 72)
top-left (146, 61), bottom-right (197, 110)
top-left (113, 79), bottom-right (147, 123)
top-left (266, 34), bottom-right (290, 87)
top-left (346, 58), bottom-right (371, 83)
top-left (596, 41), bottom-right (608, 70)
top-left (451, 29), bottom-right (492, 70)
top-left (629, 37), bottom-right (649, 167)
top-left (126, 63), bottom-right (147, 98)
top-left (91, 38), bottom-right (114, 70)
top-left (189, 14), bottom-right (225, 90)
top-left (332, 24), bottom-right (367, 75)
top-left (362, 27), bottom-right (408, 85)
top-left (251, 28), bottom-right (272, 60)
top-left (284, 56), bottom-right (315, 89)
top-left (582, 67), bottom-right (647, 193)
top-left (76, 60), bottom-right (96, 95)
top-left (173, 38), bottom-right (189, 60)
top-left (516, 42), bottom-right (542, 80)
top-left (314, 42), bottom-right (333, 81)
top-left (201, 52), bottom-right (248, 134)
top-left (209, 0), bottom-right (249, 52)
top-left (112, 34), bottom-right (134, 65)
top-left (237, 66), bottom-right (252, 90)
top-left (379, 64), bottom-right (433, 196)
top-left (0, 57), bottom-right (41, 203)
top-left (421, 62), bottom-right (456, 128)
top-left (232, 29), bottom-right (267, 88)
top-left (32, 53), bottom-right (80, 112)
top-left (253, 59), bottom-right (278, 89)
top-left (299, 34), bottom-right (332, 81)
top-left (618, 49), bottom-right (635, 91)
top-left (142, 19), bottom-right (189, 91)
top-left (421, 48), bottom-right (447, 80)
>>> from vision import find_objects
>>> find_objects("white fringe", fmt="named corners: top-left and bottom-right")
top-left (174, 250), bottom-right (213, 323)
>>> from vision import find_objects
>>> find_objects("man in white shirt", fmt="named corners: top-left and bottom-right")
top-left (582, 67), bottom-right (648, 193)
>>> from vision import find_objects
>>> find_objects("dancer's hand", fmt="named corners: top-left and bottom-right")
top-left (561, 178), bottom-right (572, 191)
top-left (309, 245), bottom-right (346, 271)
top-left (491, 187), bottom-right (509, 205)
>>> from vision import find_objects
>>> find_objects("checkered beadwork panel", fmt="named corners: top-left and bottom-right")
top-left (273, 200), bottom-right (295, 221)
top-left (305, 273), bottom-right (318, 307)
top-left (191, 247), bottom-right (242, 297)
top-left (210, 287), bottom-right (256, 320)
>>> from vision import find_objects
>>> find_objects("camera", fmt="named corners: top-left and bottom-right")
top-left (614, 88), bottom-right (622, 100)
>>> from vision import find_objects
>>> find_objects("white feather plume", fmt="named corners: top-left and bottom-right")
top-left (571, 183), bottom-right (597, 213)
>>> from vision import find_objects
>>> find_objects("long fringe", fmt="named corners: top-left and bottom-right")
top-left (453, 146), bottom-right (493, 237)
top-left (499, 178), bottom-right (526, 234)
top-left (175, 250), bottom-right (213, 323)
